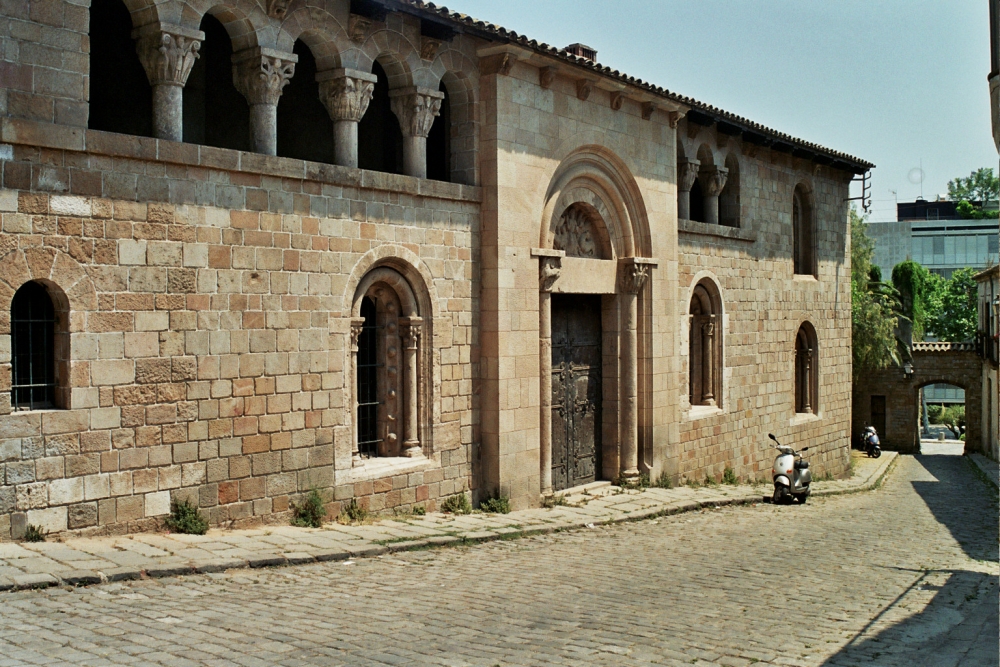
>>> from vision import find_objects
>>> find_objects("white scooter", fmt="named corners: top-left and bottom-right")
top-left (769, 433), bottom-right (811, 504)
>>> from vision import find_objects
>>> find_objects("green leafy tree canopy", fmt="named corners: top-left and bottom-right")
top-left (947, 167), bottom-right (999, 205)
top-left (851, 208), bottom-right (899, 373)
top-left (924, 268), bottom-right (978, 342)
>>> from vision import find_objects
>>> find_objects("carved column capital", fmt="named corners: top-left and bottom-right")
top-left (700, 166), bottom-right (729, 197)
top-left (539, 257), bottom-right (562, 292)
top-left (619, 260), bottom-right (650, 294)
top-left (400, 317), bottom-right (423, 349)
top-left (317, 68), bottom-right (377, 123)
top-left (232, 47), bottom-right (297, 107)
top-left (678, 159), bottom-right (701, 193)
top-left (132, 23), bottom-right (204, 87)
top-left (702, 321), bottom-right (715, 338)
top-left (389, 87), bottom-right (444, 138)
top-left (350, 318), bottom-right (366, 351)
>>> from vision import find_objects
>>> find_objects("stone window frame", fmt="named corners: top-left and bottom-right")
top-left (794, 321), bottom-right (820, 416)
top-left (688, 280), bottom-right (724, 411)
top-left (792, 183), bottom-right (817, 278)
top-left (9, 281), bottom-right (69, 411)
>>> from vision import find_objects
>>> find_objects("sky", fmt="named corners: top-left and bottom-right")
top-left (441, 0), bottom-right (996, 222)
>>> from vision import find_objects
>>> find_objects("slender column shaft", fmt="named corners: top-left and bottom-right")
top-left (389, 87), bottom-right (444, 179)
top-left (318, 68), bottom-right (377, 169)
top-left (402, 318), bottom-right (422, 456)
top-left (232, 48), bottom-right (297, 156)
top-left (803, 350), bottom-right (813, 414)
top-left (350, 319), bottom-right (364, 464)
top-left (678, 190), bottom-right (691, 220)
top-left (703, 195), bottom-right (720, 225)
top-left (701, 319), bottom-right (716, 407)
top-left (334, 120), bottom-right (358, 168)
top-left (402, 136), bottom-right (427, 179)
top-left (539, 290), bottom-right (553, 494)
top-left (249, 104), bottom-right (277, 156)
top-left (700, 166), bottom-right (729, 226)
top-left (621, 288), bottom-right (639, 478)
top-left (677, 159), bottom-right (700, 221)
top-left (152, 85), bottom-right (183, 141)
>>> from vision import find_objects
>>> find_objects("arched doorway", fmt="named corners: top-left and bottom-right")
top-left (919, 382), bottom-right (967, 454)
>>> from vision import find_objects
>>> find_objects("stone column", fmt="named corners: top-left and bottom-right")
top-left (400, 317), bottom-right (423, 457)
top-left (350, 318), bottom-right (365, 464)
top-left (700, 166), bottom-right (729, 225)
top-left (533, 251), bottom-right (562, 495)
top-left (701, 317), bottom-right (716, 407)
top-left (232, 48), bottom-right (298, 156)
top-left (677, 158), bottom-right (700, 220)
top-left (802, 347), bottom-right (813, 414)
top-left (318, 68), bottom-right (377, 168)
top-left (133, 23), bottom-right (204, 142)
top-left (619, 259), bottom-right (650, 481)
top-left (389, 87), bottom-right (444, 179)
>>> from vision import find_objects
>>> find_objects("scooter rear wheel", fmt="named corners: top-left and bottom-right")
top-left (872, 448), bottom-right (881, 459)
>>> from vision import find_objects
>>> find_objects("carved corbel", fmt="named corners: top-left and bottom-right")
top-left (619, 261), bottom-right (650, 294)
top-left (266, 0), bottom-right (290, 20)
top-left (609, 91), bottom-right (625, 111)
top-left (480, 52), bottom-right (517, 76)
top-left (576, 79), bottom-right (593, 101)
top-left (686, 121), bottom-right (701, 140)
top-left (539, 257), bottom-right (561, 292)
top-left (539, 66), bottom-right (556, 89)
top-left (641, 102), bottom-right (656, 121)
top-left (420, 36), bottom-right (443, 61)
top-left (348, 14), bottom-right (373, 44)
top-left (350, 318), bottom-right (366, 351)
top-left (667, 110), bottom-right (684, 129)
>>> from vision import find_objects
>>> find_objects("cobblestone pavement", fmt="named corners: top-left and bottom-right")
top-left (0, 453), bottom-right (896, 589)
top-left (0, 453), bottom-right (996, 667)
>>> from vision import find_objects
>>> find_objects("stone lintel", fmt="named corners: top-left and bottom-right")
top-left (530, 248), bottom-right (565, 258)
top-left (130, 22), bottom-right (204, 42)
top-left (231, 46), bottom-right (299, 66)
top-left (315, 67), bottom-right (377, 84)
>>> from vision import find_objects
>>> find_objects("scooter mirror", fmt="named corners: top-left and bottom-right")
top-left (768, 433), bottom-right (777, 441)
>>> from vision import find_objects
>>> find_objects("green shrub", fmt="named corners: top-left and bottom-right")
top-left (337, 497), bottom-right (368, 524)
top-left (722, 467), bottom-right (738, 485)
top-left (542, 494), bottom-right (568, 508)
top-left (479, 495), bottom-right (510, 514)
top-left (292, 489), bottom-right (327, 528)
top-left (440, 493), bottom-right (472, 514)
top-left (412, 505), bottom-right (426, 516)
top-left (22, 524), bottom-right (46, 543)
top-left (652, 472), bottom-right (672, 489)
top-left (165, 499), bottom-right (209, 535)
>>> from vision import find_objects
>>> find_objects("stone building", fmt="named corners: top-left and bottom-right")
top-left (0, 0), bottom-right (871, 539)
top-left (976, 265), bottom-right (999, 460)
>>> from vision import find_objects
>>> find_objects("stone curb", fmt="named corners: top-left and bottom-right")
top-left (1, 455), bottom-right (900, 591)
top-left (966, 453), bottom-right (999, 490)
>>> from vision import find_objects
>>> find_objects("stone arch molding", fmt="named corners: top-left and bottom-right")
top-left (343, 244), bottom-right (438, 321)
top-left (0, 248), bottom-right (97, 317)
top-left (540, 145), bottom-right (652, 259)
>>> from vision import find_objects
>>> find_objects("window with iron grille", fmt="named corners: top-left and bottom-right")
top-left (356, 296), bottom-right (381, 456)
top-left (11, 282), bottom-right (56, 410)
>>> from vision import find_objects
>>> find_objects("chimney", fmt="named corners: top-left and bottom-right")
top-left (564, 43), bottom-right (597, 62)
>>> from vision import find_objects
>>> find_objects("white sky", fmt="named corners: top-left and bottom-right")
top-left (442, 0), bottom-right (996, 222)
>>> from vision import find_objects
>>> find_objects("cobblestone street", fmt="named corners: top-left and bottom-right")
top-left (0, 453), bottom-right (996, 667)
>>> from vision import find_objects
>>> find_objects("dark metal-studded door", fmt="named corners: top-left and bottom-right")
top-left (551, 294), bottom-right (602, 491)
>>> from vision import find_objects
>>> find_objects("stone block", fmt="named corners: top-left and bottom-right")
top-left (90, 360), bottom-right (135, 386)
top-left (118, 239), bottom-right (147, 265)
top-left (48, 477), bottom-right (84, 505)
top-left (145, 490), bottom-right (170, 518)
top-left (26, 507), bottom-right (67, 534)
top-left (67, 502), bottom-right (98, 529)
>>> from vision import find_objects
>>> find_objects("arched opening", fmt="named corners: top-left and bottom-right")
top-left (689, 282), bottom-right (722, 408)
top-left (183, 14), bottom-right (250, 150)
top-left (719, 154), bottom-right (740, 228)
top-left (88, 0), bottom-right (152, 136)
top-left (11, 281), bottom-right (68, 410)
top-left (357, 61), bottom-right (403, 174)
top-left (793, 184), bottom-right (815, 276)
top-left (689, 176), bottom-right (705, 223)
top-left (352, 267), bottom-right (425, 460)
top-left (426, 81), bottom-right (450, 182)
top-left (277, 39), bottom-right (334, 163)
top-left (794, 322), bottom-right (818, 414)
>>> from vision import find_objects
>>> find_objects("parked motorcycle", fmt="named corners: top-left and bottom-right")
top-left (769, 433), bottom-right (811, 504)
top-left (861, 426), bottom-right (882, 458)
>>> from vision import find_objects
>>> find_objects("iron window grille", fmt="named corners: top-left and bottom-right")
top-left (11, 282), bottom-right (56, 410)
top-left (357, 297), bottom-right (382, 457)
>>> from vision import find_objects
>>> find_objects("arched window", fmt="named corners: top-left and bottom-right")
top-left (793, 185), bottom-right (815, 276)
top-left (88, 0), bottom-right (152, 136)
top-left (351, 268), bottom-right (424, 460)
top-left (795, 323), bottom-right (818, 414)
top-left (183, 14), bottom-right (250, 150)
top-left (357, 61), bottom-right (403, 174)
top-left (11, 282), bottom-right (59, 410)
top-left (277, 39), bottom-right (334, 163)
top-left (426, 81), bottom-right (450, 182)
top-left (689, 282), bottom-right (722, 408)
top-left (689, 178), bottom-right (705, 223)
top-left (719, 154), bottom-right (740, 228)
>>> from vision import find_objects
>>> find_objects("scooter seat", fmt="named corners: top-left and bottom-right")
top-left (794, 459), bottom-right (809, 469)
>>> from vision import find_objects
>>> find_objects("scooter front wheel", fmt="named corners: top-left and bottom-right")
top-left (872, 447), bottom-right (881, 459)
top-left (773, 485), bottom-right (790, 505)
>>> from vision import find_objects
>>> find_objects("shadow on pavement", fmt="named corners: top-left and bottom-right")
top-left (821, 570), bottom-right (998, 667)
top-left (911, 455), bottom-right (999, 562)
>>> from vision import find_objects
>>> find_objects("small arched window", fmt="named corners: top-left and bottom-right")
top-left (183, 14), bottom-right (250, 150)
top-left (358, 61), bottom-right (404, 174)
top-left (689, 282), bottom-right (722, 408)
top-left (793, 185), bottom-right (815, 276)
top-left (11, 282), bottom-right (57, 410)
top-left (426, 81), bottom-right (450, 182)
top-left (88, 0), bottom-right (153, 136)
top-left (795, 323), bottom-right (818, 414)
top-left (276, 39), bottom-right (334, 164)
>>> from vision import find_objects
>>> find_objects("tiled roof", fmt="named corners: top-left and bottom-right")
top-left (397, 0), bottom-right (874, 172)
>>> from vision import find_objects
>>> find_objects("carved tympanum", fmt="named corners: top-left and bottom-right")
top-left (553, 206), bottom-right (600, 259)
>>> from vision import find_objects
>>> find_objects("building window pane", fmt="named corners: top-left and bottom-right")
top-left (11, 282), bottom-right (56, 410)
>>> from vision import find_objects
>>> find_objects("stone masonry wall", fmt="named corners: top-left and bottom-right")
top-left (0, 131), bottom-right (478, 540)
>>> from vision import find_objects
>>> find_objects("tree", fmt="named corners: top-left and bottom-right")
top-left (891, 260), bottom-right (938, 341)
top-left (925, 268), bottom-right (979, 342)
top-left (851, 208), bottom-right (900, 372)
top-left (947, 167), bottom-right (999, 205)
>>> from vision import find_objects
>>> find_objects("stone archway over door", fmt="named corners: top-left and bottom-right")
top-left (550, 294), bottom-right (602, 491)
top-left (852, 343), bottom-right (983, 453)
